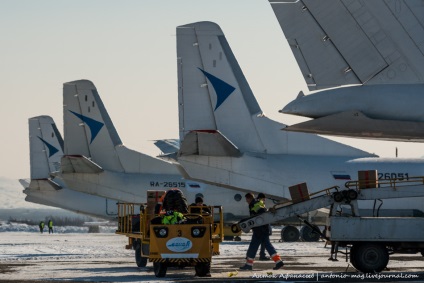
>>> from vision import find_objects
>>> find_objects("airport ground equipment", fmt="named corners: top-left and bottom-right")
top-left (232, 177), bottom-right (424, 273)
top-left (116, 191), bottom-right (224, 278)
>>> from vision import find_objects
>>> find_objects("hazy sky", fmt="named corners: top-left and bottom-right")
top-left (1, 0), bottom-right (422, 180)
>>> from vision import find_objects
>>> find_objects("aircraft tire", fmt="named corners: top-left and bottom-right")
top-left (281, 225), bottom-right (300, 242)
top-left (351, 243), bottom-right (389, 273)
top-left (347, 189), bottom-right (358, 201)
top-left (300, 225), bottom-right (320, 242)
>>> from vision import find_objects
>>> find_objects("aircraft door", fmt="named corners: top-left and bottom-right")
top-left (106, 199), bottom-right (118, 216)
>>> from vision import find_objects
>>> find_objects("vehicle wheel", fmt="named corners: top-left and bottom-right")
top-left (231, 224), bottom-right (241, 233)
top-left (300, 225), bottom-right (320, 242)
top-left (153, 262), bottom-right (167, 277)
top-left (195, 262), bottom-right (211, 277)
top-left (134, 240), bottom-right (148, 267)
top-left (350, 245), bottom-right (358, 268)
top-left (281, 225), bottom-right (300, 242)
top-left (351, 243), bottom-right (389, 273)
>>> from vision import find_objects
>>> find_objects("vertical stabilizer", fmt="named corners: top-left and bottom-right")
top-left (63, 80), bottom-right (124, 172)
top-left (29, 116), bottom-right (63, 179)
top-left (177, 22), bottom-right (266, 153)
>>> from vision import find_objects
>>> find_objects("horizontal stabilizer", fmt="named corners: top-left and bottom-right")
top-left (284, 111), bottom-right (424, 142)
top-left (61, 155), bottom-right (103, 174)
top-left (179, 130), bottom-right (241, 157)
top-left (153, 139), bottom-right (180, 154)
top-left (27, 179), bottom-right (62, 191)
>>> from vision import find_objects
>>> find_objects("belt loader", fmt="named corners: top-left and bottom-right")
top-left (116, 190), bottom-right (224, 278)
top-left (232, 177), bottom-right (424, 273)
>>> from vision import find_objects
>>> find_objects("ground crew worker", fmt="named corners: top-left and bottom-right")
top-left (257, 193), bottom-right (271, 261)
top-left (189, 196), bottom-right (211, 214)
top-left (39, 221), bottom-right (45, 234)
top-left (48, 219), bottom-right (53, 234)
top-left (240, 193), bottom-right (284, 271)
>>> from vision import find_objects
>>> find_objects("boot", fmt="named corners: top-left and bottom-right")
top-left (273, 261), bottom-right (284, 270)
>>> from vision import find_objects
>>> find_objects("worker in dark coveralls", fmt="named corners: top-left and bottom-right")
top-left (240, 193), bottom-right (284, 271)
top-left (257, 192), bottom-right (271, 261)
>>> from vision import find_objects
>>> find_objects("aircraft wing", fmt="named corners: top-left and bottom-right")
top-left (179, 130), bottom-right (241, 157)
top-left (269, 0), bottom-right (424, 90)
top-left (61, 155), bottom-right (103, 174)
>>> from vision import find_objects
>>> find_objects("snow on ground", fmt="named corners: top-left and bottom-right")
top-left (0, 226), bottom-right (424, 282)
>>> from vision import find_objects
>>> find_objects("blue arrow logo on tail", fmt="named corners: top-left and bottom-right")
top-left (198, 68), bottom-right (236, 111)
top-left (69, 110), bottom-right (104, 144)
top-left (38, 137), bottom-right (59, 157)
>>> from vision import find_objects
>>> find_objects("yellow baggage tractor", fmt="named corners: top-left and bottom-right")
top-left (116, 190), bottom-right (224, 278)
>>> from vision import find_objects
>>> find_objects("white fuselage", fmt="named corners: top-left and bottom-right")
top-left (178, 153), bottom-right (424, 214)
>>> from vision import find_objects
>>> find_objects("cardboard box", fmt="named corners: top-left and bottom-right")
top-left (358, 170), bottom-right (378, 189)
top-left (289, 182), bottom-right (310, 203)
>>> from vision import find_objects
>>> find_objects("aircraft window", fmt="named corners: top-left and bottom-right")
top-left (209, 43), bottom-right (212, 50)
top-left (51, 132), bottom-right (54, 138)
top-left (213, 60), bottom-right (216, 68)
top-left (88, 106), bottom-right (90, 113)
top-left (234, 194), bottom-right (242, 202)
top-left (92, 101), bottom-right (95, 107)
top-left (85, 95), bottom-right (87, 101)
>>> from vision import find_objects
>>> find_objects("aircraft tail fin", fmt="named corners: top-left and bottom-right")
top-left (63, 80), bottom-right (124, 172)
top-left (177, 22), bottom-right (374, 157)
top-left (177, 22), bottom-right (268, 153)
top-left (29, 116), bottom-right (63, 179)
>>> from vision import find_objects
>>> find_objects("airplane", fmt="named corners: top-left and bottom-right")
top-left (174, 21), bottom-right (424, 217)
top-left (19, 116), bottom-right (118, 220)
top-left (268, 0), bottom-right (424, 141)
top-left (55, 79), bottom-right (249, 223)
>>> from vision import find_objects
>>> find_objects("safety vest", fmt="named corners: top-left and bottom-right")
top-left (162, 211), bottom-right (184, 224)
top-left (249, 199), bottom-right (266, 216)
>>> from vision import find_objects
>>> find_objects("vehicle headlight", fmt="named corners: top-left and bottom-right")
top-left (192, 228), bottom-right (200, 236)
top-left (159, 228), bottom-right (167, 237)
top-left (191, 226), bottom-right (206, 237)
